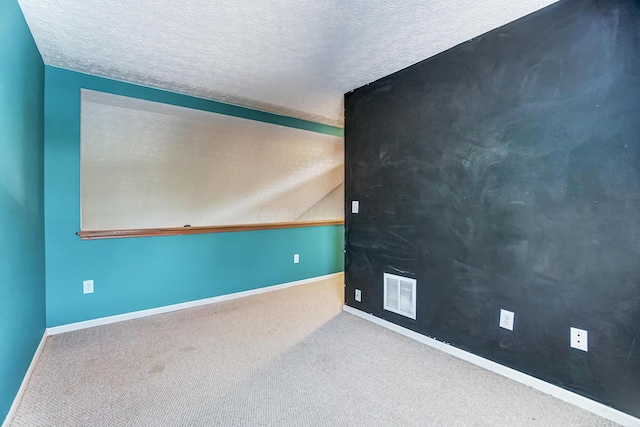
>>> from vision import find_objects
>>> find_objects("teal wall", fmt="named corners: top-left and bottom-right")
top-left (45, 66), bottom-right (345, 327)
top-left (0, 0), bottom-right (46, 421)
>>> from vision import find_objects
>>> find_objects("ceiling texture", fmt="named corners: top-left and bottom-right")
top-left (18, 0), bottom-right (558, 127)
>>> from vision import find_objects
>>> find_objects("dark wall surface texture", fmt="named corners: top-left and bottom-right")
top-left (345, 0), bottom-right (640, 417)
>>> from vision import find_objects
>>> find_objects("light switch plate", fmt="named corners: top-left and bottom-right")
top-left (351, 201), bottom-right (359, 214)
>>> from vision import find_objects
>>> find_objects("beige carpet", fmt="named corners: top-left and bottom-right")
top-left (11, 274), bottom-right (618, 426)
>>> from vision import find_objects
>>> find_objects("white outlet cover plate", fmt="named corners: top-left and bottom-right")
top-left (293, 254), bottom-right (300, 264)
top-left (499, 309), bottom-right (514, 331)
top-left (351, 201), bottom-right (359, 214)
top-left (355, 289), bottom-right (361, 302)
top-left (570, 327), bottom-right (588, 352)
top-left (83, 279), bottom-right (94, 294)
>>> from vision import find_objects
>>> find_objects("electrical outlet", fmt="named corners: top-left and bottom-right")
top-left (351, 201), bottom-right (359, 214)
top-left (499, 309), bottom-right (514, 331)
top-left (355, 289), bottom-right (361, 302)
top-left (570, 327), bottom-right (588, 352)
top-left (83, 280), bottom-right (94, 294)
top-left (293, 254), bottom-right (300, 264)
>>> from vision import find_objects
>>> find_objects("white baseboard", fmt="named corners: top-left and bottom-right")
top-left (47, 273), bottom-right (344, 336)
top-left (2, 331), bottom-right (48, 427)
top-left (343, 305), bottom-right (640, 427)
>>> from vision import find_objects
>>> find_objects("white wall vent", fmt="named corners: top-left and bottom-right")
top-left (383, 273), bottom-right (417, 320)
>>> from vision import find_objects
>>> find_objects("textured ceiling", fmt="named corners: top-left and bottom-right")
top-left (19, 0), bottom-right (558, 127)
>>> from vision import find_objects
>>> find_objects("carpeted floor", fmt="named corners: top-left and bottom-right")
top-left (11, 274), bottom-right (619, 426)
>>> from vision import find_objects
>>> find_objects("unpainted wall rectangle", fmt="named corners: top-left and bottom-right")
top-left (81, 91), bottom-right (344, 230)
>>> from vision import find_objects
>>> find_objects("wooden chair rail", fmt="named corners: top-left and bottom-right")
top-left (77, 220), bottom-right (344, 240)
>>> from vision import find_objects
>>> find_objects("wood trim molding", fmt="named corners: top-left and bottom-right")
top-left (77, 220), bottom-right (344, 240)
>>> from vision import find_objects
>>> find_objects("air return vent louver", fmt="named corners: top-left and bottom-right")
top-left (383, 273), bottom-right (416, 319)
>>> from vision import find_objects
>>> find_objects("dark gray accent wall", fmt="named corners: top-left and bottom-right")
top-left (344, 0), bottom-right (640, 417)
